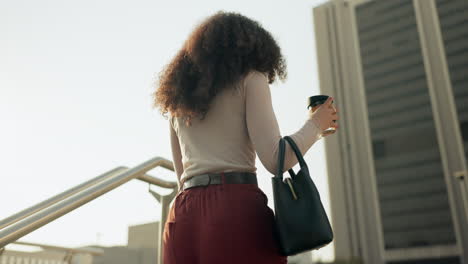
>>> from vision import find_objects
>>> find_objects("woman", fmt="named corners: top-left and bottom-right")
top-left (153, 11), bottom-right (338, 264)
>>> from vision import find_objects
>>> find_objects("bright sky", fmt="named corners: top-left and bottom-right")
top-left (0, 0), bottom-right (334, 261)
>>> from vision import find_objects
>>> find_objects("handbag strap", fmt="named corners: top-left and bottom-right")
top-left (276, 137), bottom-right (286, 179)
top-left (284, 136), bottom-right (309, 171)
top-left (276, 136), bottom-right (306, 180)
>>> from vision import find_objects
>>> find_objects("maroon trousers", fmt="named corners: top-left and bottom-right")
top-left (163, 175), bottom-right (287, 264)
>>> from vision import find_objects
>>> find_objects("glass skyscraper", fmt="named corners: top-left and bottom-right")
top-left (313, 0), bottom-right (467, 263)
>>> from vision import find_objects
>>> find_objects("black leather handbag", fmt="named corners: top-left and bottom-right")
top-left (271, 135), bottom-right (334, 256)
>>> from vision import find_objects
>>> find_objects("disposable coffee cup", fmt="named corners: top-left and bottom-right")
top-left (308, 95), bottom-right (336, 135)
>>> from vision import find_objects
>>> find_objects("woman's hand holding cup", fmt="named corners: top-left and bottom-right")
top-left (308, 96), bottom-right (339, 136)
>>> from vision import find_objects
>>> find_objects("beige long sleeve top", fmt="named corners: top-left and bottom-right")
top-left (169, 71), bottom-right (323, 190)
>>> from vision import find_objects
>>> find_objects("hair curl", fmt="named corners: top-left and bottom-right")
top-left (152, 11), bottom-right (287, 126)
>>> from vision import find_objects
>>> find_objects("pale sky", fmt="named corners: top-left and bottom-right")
top-left (0, 0), bottom-right (334, 261)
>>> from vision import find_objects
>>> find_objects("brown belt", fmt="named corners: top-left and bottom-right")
top-left (182, 172), bottom-right (257, 191)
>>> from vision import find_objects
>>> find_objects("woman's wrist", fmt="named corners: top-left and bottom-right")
top-left (309, 115), bottom-right (324, 132)
top-left (307, 116), bottom-right (324, 141)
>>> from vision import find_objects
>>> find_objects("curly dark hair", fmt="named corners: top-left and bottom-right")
top-left (152, 11), bottom-right (287, 126)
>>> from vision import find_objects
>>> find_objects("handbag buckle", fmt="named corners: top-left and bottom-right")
top-left (285, 178), bottom-right (298, 200)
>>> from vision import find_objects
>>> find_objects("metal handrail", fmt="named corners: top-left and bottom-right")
top-left (0, 156), bottom-right (177, 248)
top-left (138, 173), bottom-right (179, 189)
top-left (0, 167), bottom-right (127, 230)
